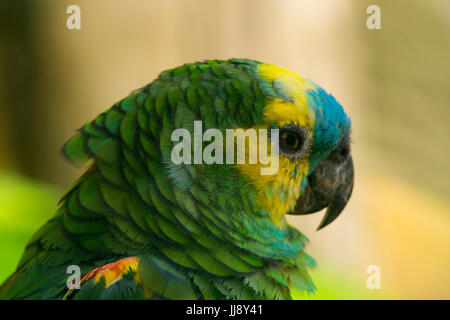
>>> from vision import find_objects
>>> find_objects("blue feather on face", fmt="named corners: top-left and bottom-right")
top-left (306, 85), bottom-right (351, 172)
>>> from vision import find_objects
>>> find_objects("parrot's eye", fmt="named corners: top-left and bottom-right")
top-left (276, 124), bottom-right (310, 161)
top-left (278, 125), bottom-right (309, 160)
top-left (280, 131), bottom-right (302, 151)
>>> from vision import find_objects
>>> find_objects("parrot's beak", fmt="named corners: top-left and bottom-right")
top-left (290, 154), bottom-right (354, 230)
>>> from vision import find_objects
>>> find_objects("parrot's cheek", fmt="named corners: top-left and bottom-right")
top-left (289, 155), bottom-right (354, 230)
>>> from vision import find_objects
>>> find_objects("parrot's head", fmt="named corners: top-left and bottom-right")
top-left (169, 60), bottom-right (353, 234)
top-left (247, 62), bottom-right (354, 230)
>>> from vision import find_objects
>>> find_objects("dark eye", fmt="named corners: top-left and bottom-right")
top-left (280, 130), bottom-right (303, 152)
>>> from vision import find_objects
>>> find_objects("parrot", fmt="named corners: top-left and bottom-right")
top-left (0, 58), bottom-right (353, 300)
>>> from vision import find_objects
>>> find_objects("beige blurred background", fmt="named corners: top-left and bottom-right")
top-left (0, 0), bottom-right (448, 299)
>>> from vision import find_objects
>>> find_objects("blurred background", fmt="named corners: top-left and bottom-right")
top-left (0, 0), bottom-right (448, 299)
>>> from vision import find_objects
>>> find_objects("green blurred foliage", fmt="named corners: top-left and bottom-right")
top-left (294, 266), bottom-right (395, 300)
top-left (0, 173), bottom-right (59, 283)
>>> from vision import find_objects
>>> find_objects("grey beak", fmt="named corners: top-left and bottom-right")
top-left (290, 155), bottom-right (354, 230)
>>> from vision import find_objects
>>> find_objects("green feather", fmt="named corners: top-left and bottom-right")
top-left (62, 133), bottom-right (90, 166)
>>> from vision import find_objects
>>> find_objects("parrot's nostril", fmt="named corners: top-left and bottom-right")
top-left (328, 138), bottom-right (351, 164)
top-left (339, 146), bottom-right (349, 159)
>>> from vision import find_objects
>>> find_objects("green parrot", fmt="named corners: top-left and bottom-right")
top-left (0, 58), bottom-right (353, 300)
